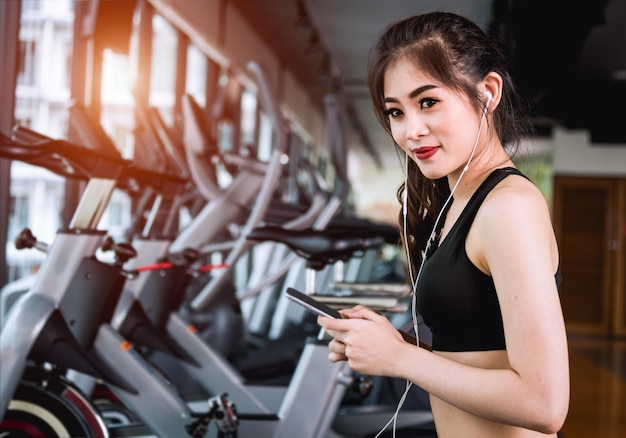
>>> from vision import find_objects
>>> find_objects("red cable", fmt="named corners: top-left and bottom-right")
top-left (134, 261), bottom-right (228, 272)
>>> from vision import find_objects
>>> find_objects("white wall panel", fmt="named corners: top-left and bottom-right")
top-left (553, 127), bottom-right (626, 177)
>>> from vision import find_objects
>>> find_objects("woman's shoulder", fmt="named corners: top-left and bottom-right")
top-left (478, 169), bottom-right (552, 233)
top-left (470, 167), bottom-right (557, 273)
top-left (487, 168), bottom-right (545, 206)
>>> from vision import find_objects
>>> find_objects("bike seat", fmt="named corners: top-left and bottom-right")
top-left (247, 225), bottom-right (386, 270)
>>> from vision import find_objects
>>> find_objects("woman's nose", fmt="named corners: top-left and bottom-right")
top-left (405, 113), bottom-right (428, 141)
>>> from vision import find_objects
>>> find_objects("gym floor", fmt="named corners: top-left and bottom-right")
top-left (560, 334), bottom-right (626, 438)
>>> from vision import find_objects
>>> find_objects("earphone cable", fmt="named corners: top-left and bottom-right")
top-left (375, 100), bottom-right (489, 437)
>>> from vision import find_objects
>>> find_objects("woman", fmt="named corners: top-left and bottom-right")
top-left (317, 12), bottom-right (569, 437)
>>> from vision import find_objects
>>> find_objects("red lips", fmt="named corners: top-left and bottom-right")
top-left (413, 146), bottom-right (439, 160)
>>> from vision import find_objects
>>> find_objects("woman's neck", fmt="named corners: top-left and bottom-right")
top-left (446, 143), bottom-right (512, 201)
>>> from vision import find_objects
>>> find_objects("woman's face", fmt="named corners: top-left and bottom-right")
top-left (383, 59), bottom-right (482, 180)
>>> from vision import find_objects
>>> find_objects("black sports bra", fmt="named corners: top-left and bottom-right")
top-left (416, 167), bottom-right (562, 352)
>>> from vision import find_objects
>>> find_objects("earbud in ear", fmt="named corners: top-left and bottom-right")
top-left (481, 91), bottom-right (493, 117)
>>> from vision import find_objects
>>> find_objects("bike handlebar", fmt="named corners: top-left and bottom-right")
top-left (1, 128), bottom-right (187, 192)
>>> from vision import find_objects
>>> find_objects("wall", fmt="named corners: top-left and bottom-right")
top-left (553, 127), bottom-right (626, 177)
top-left (349, 141), bottom-right (404, 225)
top-left (148, 0), bottom-right (328, 150)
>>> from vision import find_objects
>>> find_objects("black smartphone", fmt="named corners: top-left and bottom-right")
top-left (284, 287), bottom-right (425, 349)
top-left (285, 287), bottom-right (342, 319)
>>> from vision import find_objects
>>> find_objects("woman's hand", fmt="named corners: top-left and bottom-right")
top-left (317, 305), bottom-right (409, 376)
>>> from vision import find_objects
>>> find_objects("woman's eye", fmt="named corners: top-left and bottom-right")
top-left (385, 108), bottom-right (403, 118)
top-left (419, 98), bottom-right (438, 109)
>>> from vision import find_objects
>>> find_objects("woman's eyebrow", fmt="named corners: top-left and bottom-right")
top-left (384, 84), bottom-right (438, 103)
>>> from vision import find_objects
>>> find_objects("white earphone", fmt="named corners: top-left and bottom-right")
top-left (403, 90), bottom-right (492, 249)
top-left (483, 91), bottom-right (493, 114)
top-left (403, 155), bottom-right (408, 216)
top-left (389, 87), bottom-right (495, 438)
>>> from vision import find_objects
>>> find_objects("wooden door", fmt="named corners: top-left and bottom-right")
top-left (553, 177), bottom-right (615, 335)
top-left (612, 180), bottom-right (626, 336)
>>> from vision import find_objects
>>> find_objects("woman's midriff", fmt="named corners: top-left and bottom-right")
top-left (430, 350), bottom-right (558, 438)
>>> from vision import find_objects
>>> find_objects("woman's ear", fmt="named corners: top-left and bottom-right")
top-left (482, 72), bottom-right (503, 111)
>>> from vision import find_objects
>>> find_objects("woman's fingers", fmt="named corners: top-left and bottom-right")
top-left (329, 339), bottom-right (346, 354)
top-left (328, 339), bottom-right (348, 362)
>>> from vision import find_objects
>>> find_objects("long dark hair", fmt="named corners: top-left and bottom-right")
top-left (367, 12), bottom-right (533, 269)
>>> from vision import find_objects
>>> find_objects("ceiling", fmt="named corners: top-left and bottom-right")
top-left (231, 0), bottom-right (626, 165)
